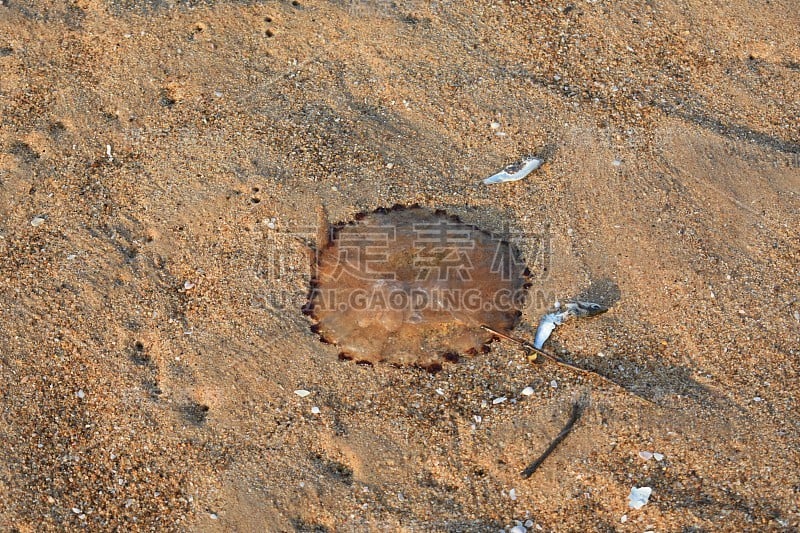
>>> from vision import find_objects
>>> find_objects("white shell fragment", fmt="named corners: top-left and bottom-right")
top-left (533, 313), bottom-right (561, 349)
top-left (628, 486), bottom-right (652, 509)
top-left (30, 216), bottom-right (46, 227)
top-left (483, 156), bottom-right (542, 184)
top-left (533, 301), bottom-right (609, 349)
top-left (294, 389), bottom-right (311, 398)
top-left (639, 451), bottom-right (654, 461)
top-left (521, 386), bottom-right (534, 396)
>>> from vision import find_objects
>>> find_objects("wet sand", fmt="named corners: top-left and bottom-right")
top-left (1, 0), bottom-right (798, 530)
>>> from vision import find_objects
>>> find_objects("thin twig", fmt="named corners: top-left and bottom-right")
top-left (521, 402), bottom-right (584, 479)
top-left (481, 325), bottom-right (658, 406)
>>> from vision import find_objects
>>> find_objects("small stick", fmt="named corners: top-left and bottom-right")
top-left (481, 325), bottom-right (566, 364)
top-left (481, 325), bottom-right (658, 406)
top-left (521, 401), bottom-right (584, 479)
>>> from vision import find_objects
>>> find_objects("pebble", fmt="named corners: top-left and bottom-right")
top-left (311, 406), bottom-right (320, 414)
top-left (492, 396), bottom-right (507, 405)
top-left (209, 512), bottom-right (218, 520)
top-left (31, 216), bottom-right (46, 227)
top-left (653, 452), bottom-right (664, 461)
top-left (76, 389), bottom-right (86, 399)
top-left (550, 380), bottom-right (558, 388)
top-left (509, 526), bottom-right (526, 533)
top-left (508, 488), bottom-right (517, 500)
top-left (294, 389), bottom-right (311, 398)
top-left (638, 451), bottom-right (653, 461)
top-left (183, 281), bottom-right (195, 291)
top-left (521, 386), bottom-right (534, 396)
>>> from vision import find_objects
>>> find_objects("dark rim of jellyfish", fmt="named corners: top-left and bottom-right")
top-left (302, 204), bottom-right (532, 370)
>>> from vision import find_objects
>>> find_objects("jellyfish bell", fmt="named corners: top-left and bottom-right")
top-left (305, 206), bottom-right (529, 369)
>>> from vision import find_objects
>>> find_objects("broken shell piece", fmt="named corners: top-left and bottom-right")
top-left (30, 216), bottom-right (46, 227)
top-left (533, 313), bottom-right (562, 349)
top-left (533, 300), bottom-right (609, 349)
top-left (567, 301), bottom-right (608, 318)
top-left (483, 156), bottom-right (542, 184)
top-left (628, 486), bottom-right (652, 509)
top-left (294, 389), bottom-right (311, 398)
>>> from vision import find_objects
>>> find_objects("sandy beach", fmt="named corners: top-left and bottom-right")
top-left (1, 0), bottom-right (798, 530)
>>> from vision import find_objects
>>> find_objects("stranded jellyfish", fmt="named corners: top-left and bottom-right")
top-left (304, 206), bottom-right (528, 370)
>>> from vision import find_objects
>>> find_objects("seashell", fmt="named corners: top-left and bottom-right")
top-left (483, 156), bottom-right (542, 184)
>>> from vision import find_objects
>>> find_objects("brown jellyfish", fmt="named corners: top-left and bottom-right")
top-left (304, 206), bottom-right (528, 369)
